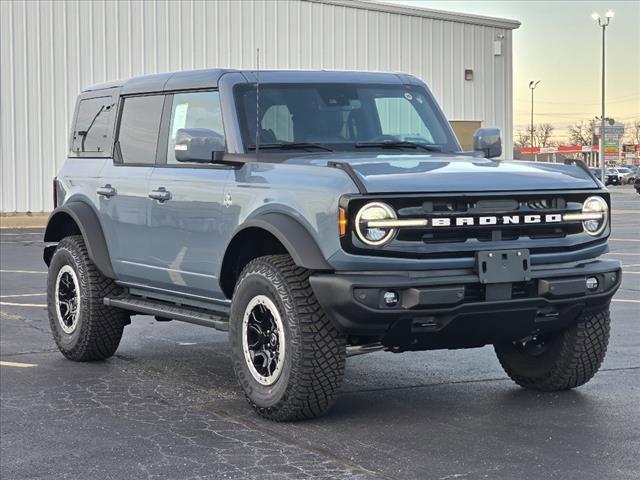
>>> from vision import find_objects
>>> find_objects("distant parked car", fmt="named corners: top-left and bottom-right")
top-left (635, 168), bottom-right (640, 194)
top-left (617, 167), bottom-right (635, 184)
top-left (605, 168), bottom-right (622, 185)
top-left (590, 167), bottom-right (619, 186)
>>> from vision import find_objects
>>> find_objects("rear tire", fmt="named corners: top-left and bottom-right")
top-left (495, 308), bottom-right (610, 391)
top-left (47, 235), bottom-right (129, 361)
top-left (229, 255), bottom-right (346, 421)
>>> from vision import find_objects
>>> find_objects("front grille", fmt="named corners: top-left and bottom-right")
top-left (395, 195), bottom-right (581, 244)
top-left (342, 190), bottom-right (608, 258)
top-left (395, 223), bottom-right (583, 244)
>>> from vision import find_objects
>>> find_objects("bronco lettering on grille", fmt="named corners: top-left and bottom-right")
top-left (431, 214), bottom-right (563, 227)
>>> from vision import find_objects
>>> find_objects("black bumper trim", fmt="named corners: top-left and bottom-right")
top-left (309, 259), bottom-right (622, 339)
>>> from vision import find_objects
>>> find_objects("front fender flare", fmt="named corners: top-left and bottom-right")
top-left (222, 212), bottom-right (333, 273)
top-left (44, 202), bottom-right (116, 278)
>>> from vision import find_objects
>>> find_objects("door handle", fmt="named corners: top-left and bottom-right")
top-left (148, 187), bottom-right (172, 202)
top-left (96, 185), bottom-right (116, 197)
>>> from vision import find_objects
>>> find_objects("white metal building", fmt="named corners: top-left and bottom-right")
top-left (0, 0), bottom-right (520, 213)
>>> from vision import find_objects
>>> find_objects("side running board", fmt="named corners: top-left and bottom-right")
top-left (104, 296), bottom-right (229, 331)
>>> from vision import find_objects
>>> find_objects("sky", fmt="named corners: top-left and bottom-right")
top-left (390, 0), bottom-right (640, 142)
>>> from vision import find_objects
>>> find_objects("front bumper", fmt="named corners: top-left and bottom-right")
top-left (309, 259), bottom-right (621, 350)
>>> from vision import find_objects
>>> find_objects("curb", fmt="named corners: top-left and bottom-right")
top-left (0, 214), bottom-right (49, 229)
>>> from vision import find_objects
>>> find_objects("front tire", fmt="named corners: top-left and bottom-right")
top-left (47, 235), bottom-right (129, 361)
top-left (229, 255), bottom-right (347, 421)
top-left (495, 308), bottom-right (610, 391)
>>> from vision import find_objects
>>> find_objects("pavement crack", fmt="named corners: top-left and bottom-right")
top-left (344, 367), bottom-right (640, 395)
top-left (600, 366), bottom-right (640, 372)
top-left (210, 409), bottom-right (389, 480)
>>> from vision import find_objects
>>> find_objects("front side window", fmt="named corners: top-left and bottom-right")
top-left (166, 91), bottom-right (225, 164)
top-left (375, 97), bottom-right (434, 143)
top-left (235, 83), bottom-right (458, 153)
top-left (71, 96), bottom-right (116, 155)
top-left (117, 95), bottom-right (165, 165)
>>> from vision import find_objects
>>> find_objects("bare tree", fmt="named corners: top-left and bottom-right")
top-left (567, 120), bottom-right (596, 146)
top-left (624, 120), bottom-right (640, 145)
top-left (535, 123), bottom-right (556, 147)
top-left (514, 124), bottom-right (556, 149)
top-left (515, 129), bottom-right (532, 149)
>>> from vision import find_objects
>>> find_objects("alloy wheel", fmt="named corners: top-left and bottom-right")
top-left (241, 295), bottom-right (286, 385)
top-left (55, 265), bottom-right (81, 334)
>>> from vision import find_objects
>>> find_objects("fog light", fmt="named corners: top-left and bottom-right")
top-left (586, 276), bottom-right (599, 291)
top-left (383, 290), bottom-right (399, 307)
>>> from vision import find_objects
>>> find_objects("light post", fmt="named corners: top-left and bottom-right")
top-left (528, 80), bottom-right (540, 151)
top-left (592, 10), bottom-right (613, 181)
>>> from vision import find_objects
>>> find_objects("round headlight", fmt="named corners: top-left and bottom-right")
top-left (355, 202), bottom-right (397, 246)
top-left (582, 196), bottom-right (608, 236)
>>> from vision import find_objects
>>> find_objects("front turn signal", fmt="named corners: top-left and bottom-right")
top-left (339, 208), bottom-right (347, 237)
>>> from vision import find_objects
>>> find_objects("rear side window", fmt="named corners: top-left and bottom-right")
top-left (70, 96), bottom-right (116, 156)
top-left (117, 95), bottom-right (165, 165)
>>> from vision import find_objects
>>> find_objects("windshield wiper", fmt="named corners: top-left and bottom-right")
top-left (355, 141), bottom-right (442, 152)
top-left (247, 142), bottom-right (333, 152)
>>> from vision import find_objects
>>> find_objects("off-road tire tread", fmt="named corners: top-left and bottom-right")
top-left (48, 235), bottom-right (128, 361)
top-left (231, 255), bottom-right (346, 421)
top-left (495, 309), bottom-right (610, 391)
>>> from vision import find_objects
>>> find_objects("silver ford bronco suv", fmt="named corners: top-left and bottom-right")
top-left (45, 69), bottom-right (621, 421)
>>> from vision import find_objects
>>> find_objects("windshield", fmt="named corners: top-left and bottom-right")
top-left (235, 83), bottom-right (459, 153)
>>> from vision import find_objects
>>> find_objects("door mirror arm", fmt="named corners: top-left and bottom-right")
top-left (210, 151), bottom-right (246, 168)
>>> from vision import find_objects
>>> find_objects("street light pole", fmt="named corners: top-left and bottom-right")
top-left (592, 10), bottom-right (613, 182)
top-left (528, 81), bottom-right (540, 151)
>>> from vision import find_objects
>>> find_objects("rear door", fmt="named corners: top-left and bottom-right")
top-left (97, 94), bottom-right (164, 285)
top-left (146, 90), bottom-right (232, 300)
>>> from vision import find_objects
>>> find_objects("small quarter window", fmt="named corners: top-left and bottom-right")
top-left (118, 95), bottom-right (165, 165)
top-left (71, 96), bottom-right (115, 155)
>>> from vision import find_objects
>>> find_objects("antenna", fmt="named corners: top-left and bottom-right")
top-left (255, 48), bottom-right (260, 156)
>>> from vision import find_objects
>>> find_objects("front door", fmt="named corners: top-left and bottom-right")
top-left (147, 90), bottom-right (232, 301)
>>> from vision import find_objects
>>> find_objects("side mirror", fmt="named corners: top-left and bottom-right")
top-left (174, 128), bottom-right (224, 163)
top-left (473, 128), bottom-right (502, 159)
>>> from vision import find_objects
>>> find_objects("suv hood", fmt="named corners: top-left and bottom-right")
top-left (289, 153), bottom-right (600, 193)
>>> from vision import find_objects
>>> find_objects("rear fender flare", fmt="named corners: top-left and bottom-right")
top-left (43, 202), bottom-right (115, 278)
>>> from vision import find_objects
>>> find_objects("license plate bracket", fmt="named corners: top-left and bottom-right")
top-left (477, 249), bottom-right (531, 284)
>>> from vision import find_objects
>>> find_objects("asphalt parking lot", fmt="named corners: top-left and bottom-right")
top-left (1, 186), bottom-right (638, 480)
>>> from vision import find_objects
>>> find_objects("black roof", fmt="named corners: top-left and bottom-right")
top-left (82, 69), bottom-right (417, 94)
